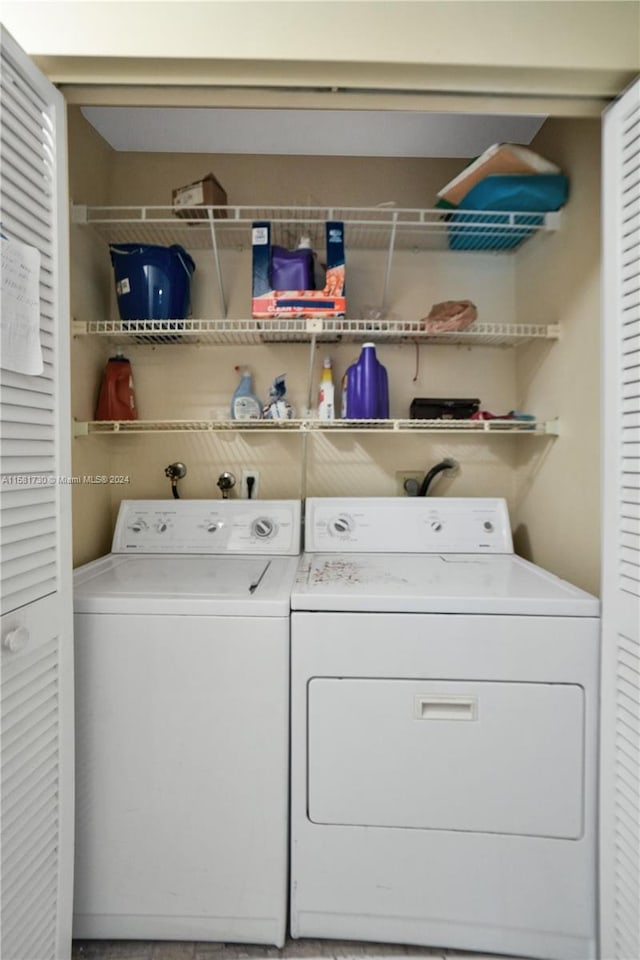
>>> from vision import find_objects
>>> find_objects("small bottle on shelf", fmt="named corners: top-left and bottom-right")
top-left (230, 366), bottom-right (262, 420)
top-left (317, 356), bottom-right (335, 420)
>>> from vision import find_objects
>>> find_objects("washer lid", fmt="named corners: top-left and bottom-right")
top-left (74, 553), bottom-right (299, 616)
top-left (291, 552), bottom-right (599, 616)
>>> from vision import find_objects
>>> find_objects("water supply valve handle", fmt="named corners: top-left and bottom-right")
top-left (217, 472), bottom-right (236, 499)
top-left (165, 462), bottom-right (187, 481)
top-left (165, 462), bottom-right (187, 499)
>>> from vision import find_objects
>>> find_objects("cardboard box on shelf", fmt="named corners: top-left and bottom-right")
top-left (172, 173), bottom-right (228, 219)
top-left (251, 221), bottom-right (346, 319)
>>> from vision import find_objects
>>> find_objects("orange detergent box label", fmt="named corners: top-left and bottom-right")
top-left (251, 222), bottom-right (346, 319)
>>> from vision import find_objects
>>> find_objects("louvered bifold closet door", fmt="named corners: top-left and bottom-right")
top-left (601, 77), bottom-right (640, 960)
top-left (0, 27), bottom-right (74, 960)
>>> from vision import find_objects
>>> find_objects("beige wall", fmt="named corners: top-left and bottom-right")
top-left (7, 1), bottom-right (614, 585)
top-left (4, 0), bottom-right (636, 67)
top-left (68, 107), bottom-right (117, 564)
top-left (69, 125), bottom-right (531, 560)
top-left (68, 110), bottom-right (602, 595)
top-left (3, 1), bottom-right (639, 100)
top-left (514, 118), bottom-right (602, 595)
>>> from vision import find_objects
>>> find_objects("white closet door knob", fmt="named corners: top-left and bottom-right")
top-left (3, 626), bottom-right (29, 653)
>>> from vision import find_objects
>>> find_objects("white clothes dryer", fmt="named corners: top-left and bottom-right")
top-left (73, 499), bottom-right (301, 946)
top-left (290, 497), bottom-right (599, 960)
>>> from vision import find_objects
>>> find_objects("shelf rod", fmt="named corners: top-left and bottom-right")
top-left (305, 331), bottom-right (318, 417)
top-left (300, 429), bottom-right (309, 502)
top-left (208, 209), bottom-right (227, 319)
top-left (381, 210), bottom-right (398, 313)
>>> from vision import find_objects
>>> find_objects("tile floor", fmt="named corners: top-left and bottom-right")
top-left (71, 939), bottom-right (513, 960)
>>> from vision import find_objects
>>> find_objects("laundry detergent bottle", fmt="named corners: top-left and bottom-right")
top-left (342, 342), bottom-right (389, 419)
top-left (231, 366), bottom-right (262, 420)
top-left (95, 351), bottom-right (137, 421)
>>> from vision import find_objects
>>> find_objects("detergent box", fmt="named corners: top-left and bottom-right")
top-left (251, 221), bottom-right (346, 319)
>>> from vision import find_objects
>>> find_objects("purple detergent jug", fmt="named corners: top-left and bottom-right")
top-left (342, 342), bottom-right (389, 419)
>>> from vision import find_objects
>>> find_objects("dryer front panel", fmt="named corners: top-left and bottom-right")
top-left (290, 611), bottom-right (599, 959)
top-left (307, 677), bottom-right (584, 839)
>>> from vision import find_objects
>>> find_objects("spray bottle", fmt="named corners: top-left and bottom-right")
top-left (263, 373), bottom-right (293, 420)
top-left (317, 356), bottom-right (335, 420)
top-left (297, 236), bottom-right (326, 291)
top-left (230, 367), bottom-right (262, 420)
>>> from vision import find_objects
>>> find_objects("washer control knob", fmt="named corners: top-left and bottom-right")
top-left (156, 521), bottom-right (168, 533)
top-left (252, 517), bottom-right (275, 539)
top-left (206, 522), bottom-right (219, 533)
top-left (329, 516), bottom-right (353, 537)
top-left (129, 520), bottom-right (147, 533)
top-left (483, 521), bottom-right (494, 532)
top-left (430, 520), bottom-right (442, 532)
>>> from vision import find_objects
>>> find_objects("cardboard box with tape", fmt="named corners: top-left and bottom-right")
top-left (172, 173), bottom-right (227, 219)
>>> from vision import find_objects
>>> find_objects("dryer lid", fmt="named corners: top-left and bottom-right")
top-left (291, 552), bottom-right (599, 616)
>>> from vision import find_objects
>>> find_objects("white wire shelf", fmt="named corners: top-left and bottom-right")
top-left (72, 318), bottom-right (560, 347)
top-left (73, 418), bottom-right (559, 438)
top-left (71, 204), bottom-right (561, 253)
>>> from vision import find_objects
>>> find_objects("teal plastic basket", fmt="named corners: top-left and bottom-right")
top-left (447, 174), bottom-right (569, 251)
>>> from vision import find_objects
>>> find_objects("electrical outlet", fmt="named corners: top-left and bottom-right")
top-left (241, 469), bottom-right (260, 499)
top-left (395, 471), bottom-right (423, 497)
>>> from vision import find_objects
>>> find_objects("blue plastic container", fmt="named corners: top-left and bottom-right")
top-left (447, 174), bottom-right (569, 251)
top-left (109, 243), bottom-right (196, 321)
top-left (342, 343), bottom-right (389, 419)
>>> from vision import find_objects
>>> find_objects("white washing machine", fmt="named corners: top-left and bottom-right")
top-left (290, 497), bottom-right (599, 960)
top-left (73, 498), bottom-right (301, 946)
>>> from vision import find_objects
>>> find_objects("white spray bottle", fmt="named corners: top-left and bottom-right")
top-left (317, 356), bottom-right (335, 420)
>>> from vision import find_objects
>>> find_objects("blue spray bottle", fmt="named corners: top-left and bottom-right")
top-left (230, 366), bottom-right (262, 420)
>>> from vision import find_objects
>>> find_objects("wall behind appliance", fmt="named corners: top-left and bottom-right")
top-left (68, 114), bottom-right (601, 592)
top-left (98, 149), bottom-right (522, 533)
top-left (513, 117), bottom-right (601, 595)
top-left (68, 106), bottom-right (117, 565)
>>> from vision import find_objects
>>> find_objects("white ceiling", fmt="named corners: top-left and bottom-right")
top-left (81, 107), bottom-right (545, 158)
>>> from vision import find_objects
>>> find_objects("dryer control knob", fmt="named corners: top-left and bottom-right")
top-left (252, 517), bottom-right (275, 539)
top-left (483, 521), bottom-right (494, 532)
top-left (430, 521), bottom-right (442, 532)
top-left (206, 522), bottom-right (220, 533)
top-left (329, 516), bottom-right (353, 537)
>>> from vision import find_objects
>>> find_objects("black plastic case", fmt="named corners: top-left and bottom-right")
top-left (410, 397), bottom-right (480, 419)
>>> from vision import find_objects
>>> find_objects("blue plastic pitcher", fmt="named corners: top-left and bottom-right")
top-left (109, 243), bottom-right (195, 321)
